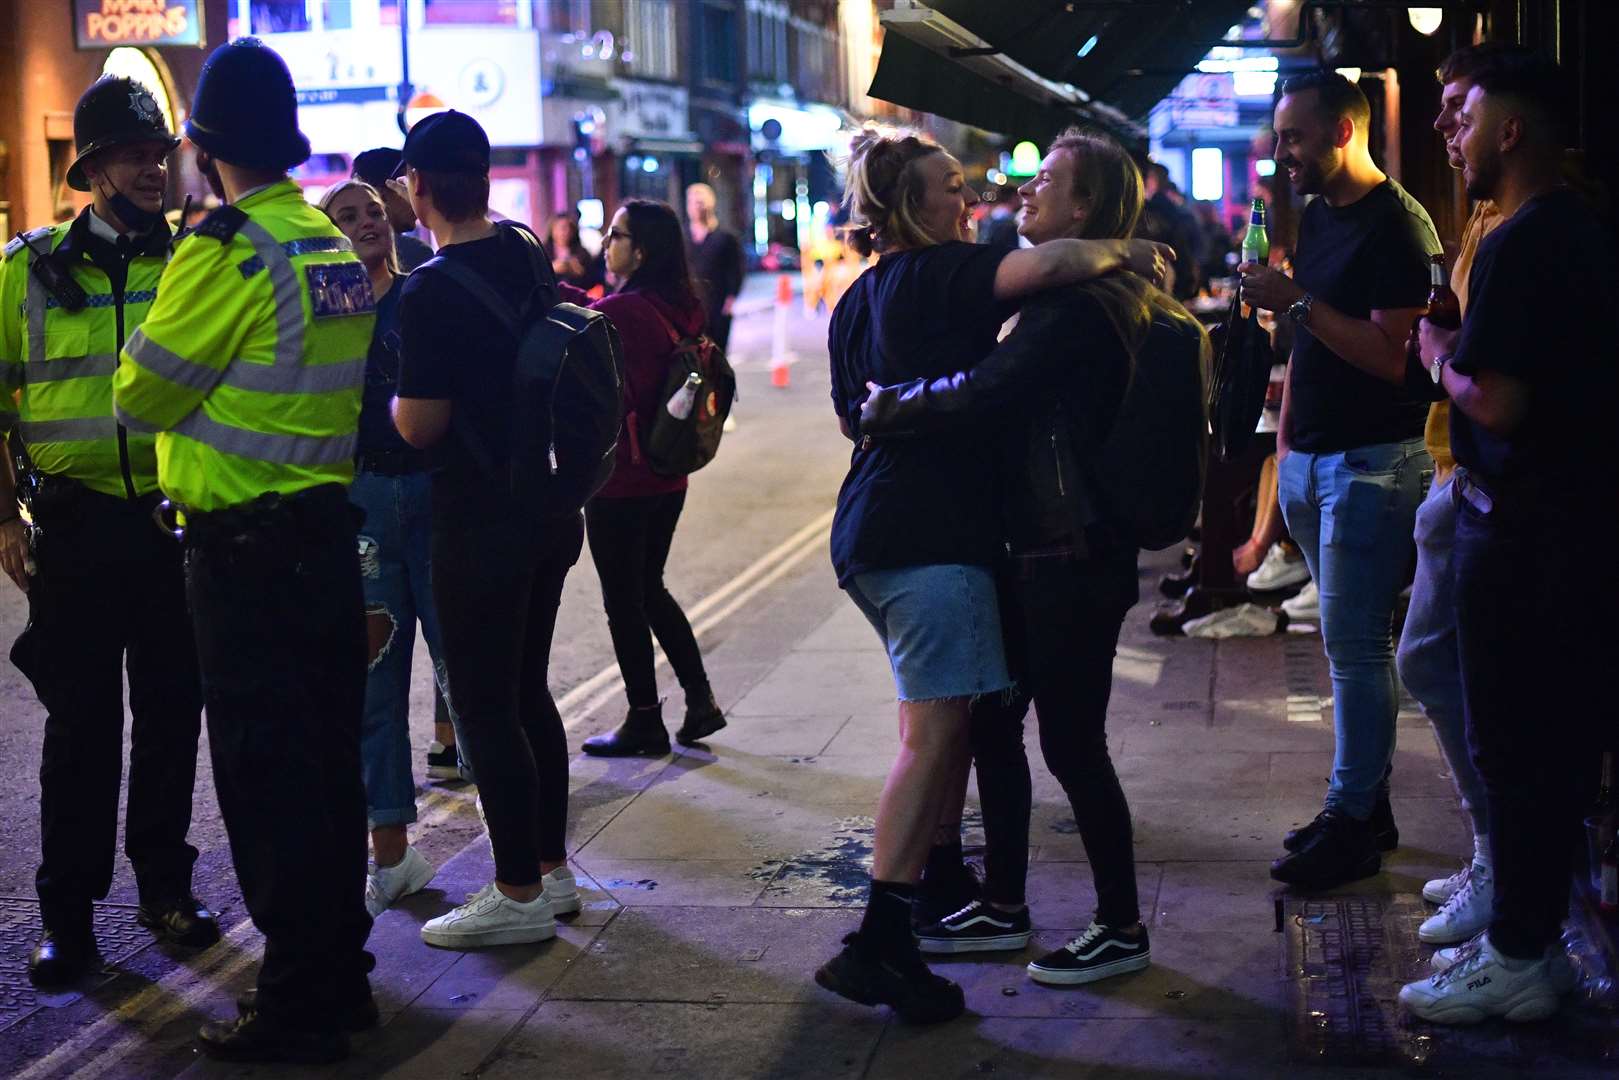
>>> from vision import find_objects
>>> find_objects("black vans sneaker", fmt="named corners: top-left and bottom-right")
top-left (1028, 922), bottom-right (1151, 986)
top-left (814, 934), bottom-right (965, 1023)
top-left (917, 900), bottom-right (1033, 954)
top-left (913, 862), bottom-right (982, 930)
top-left (1270, 808), bottom-right (1381, 890)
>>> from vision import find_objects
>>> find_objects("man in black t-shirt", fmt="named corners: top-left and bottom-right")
top-left (1241, 71), bottom-right (1440, 892)
top-left (686, 183), bottom-right (745, 353)
top-left (1400, 51), bottom-right (1615, 1026)
top-left (392, 111), bottom-right (583, 954)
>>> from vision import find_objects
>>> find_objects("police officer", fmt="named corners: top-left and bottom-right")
top-left (0, 76), bottom-right (215, 990)
top-left (112, 40), bottom-right (375, 1064)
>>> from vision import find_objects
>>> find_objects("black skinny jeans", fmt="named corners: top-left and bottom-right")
top-left (1453, 485), bottom-right (1600, 959)
top-left (971, 549), bottom-right (1140, 926)
top-left (184, 486), bottom-right (372, 1030)
top-left (14, 490), bottom-right (203, 929)
top-left (585, 490), bottom-right (709, 710)
top-left (433, 506), bottom-right (583, 885)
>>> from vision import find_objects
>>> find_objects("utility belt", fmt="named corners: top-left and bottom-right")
top-left (355, 447), bottom-right (430, 476)
top-left (159, 484), bottom-right (359, 549)
top-left (17, 468), bottom-right (163, 523)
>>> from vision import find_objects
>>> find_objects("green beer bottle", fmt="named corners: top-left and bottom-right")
top-left (1241, 198), bottom-right (1269, 265)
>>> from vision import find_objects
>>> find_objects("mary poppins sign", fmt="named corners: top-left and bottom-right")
top-left (74, 0), bottom-right (204, 49)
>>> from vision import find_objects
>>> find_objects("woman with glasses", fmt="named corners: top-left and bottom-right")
top-left (557, 200), bottom-right (726, 757)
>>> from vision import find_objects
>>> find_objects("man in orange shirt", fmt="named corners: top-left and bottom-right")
top-left (1394, 44), bottom-right (1505, 949)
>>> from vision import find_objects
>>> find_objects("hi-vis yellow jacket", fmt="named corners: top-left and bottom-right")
top-left (0, 211), bottom-right (167, 498)
top-left (113, 180), bottom-right (374, 512)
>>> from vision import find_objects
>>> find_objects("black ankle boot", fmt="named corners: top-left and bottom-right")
top-left (676, 689), bottom-right (727, 746)
top-left (583, 704), bottom-right (671, 757)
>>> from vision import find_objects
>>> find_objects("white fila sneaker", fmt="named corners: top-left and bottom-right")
top-left (1400, 933), bottom-right (1561, 1024)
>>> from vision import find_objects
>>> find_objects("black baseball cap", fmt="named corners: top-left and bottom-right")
top-left (352, 147), bottom-right (403, 189)
top-left (399, 110), bottom-right (490, 175)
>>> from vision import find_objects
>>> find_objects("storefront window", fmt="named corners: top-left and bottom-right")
top-left (701, 5), bottom-right (737, 84)
top-left (423, 0), bottom-right (519, 26)
top-left (250, 1), bottom-right (311, 32)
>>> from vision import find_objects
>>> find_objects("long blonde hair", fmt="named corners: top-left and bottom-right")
top-left (841, 129), bottom-right (950, 257)
top-left (1048, 129), bottom-right (1209, 366)
top-left (317, 179), bottom-right (401, 276)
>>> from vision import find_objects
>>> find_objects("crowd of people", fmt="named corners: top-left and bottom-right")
top-left (0, 29), bottom-right (1608, 1064)
top-left (818, 42), bottom-right (1612, 1032)
top-left (0, 38), bottom-right (741, 1064)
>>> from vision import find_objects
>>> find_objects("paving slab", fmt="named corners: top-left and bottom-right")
top-left (570, 857), bottom-right (774, 908)
top-left (482, 1000), bottom-right (885, 1080)
top-left (729, 650), bottom-right (896, 717)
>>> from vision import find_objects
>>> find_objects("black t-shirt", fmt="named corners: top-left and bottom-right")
top-left (828, 242), bottom-right (1014, 583)
top-left (396, 222), bottom-right (557, 513)
top-left (691, 228), bottom-right (744, 320)
top-left (1449, 188), bottom-right (1617, 505)
top-left (356, 282), bottom-right (419, 458)
top-left (1287, 180), bottom-right (1441, 452)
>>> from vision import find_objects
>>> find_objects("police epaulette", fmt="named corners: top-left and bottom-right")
top-left (191, 205), bottom-right (249, 244)
top-left (4, 226), bottom-right (55, 262)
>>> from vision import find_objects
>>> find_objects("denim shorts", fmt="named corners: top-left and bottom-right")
top-left (844, 564), bottom-right (1012, 702)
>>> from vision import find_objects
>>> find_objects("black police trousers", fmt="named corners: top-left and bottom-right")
top-left (183, 485), bottom-right (373, 1030)
top-left (11, 488), bottom-right (204, 934)
top-left (969, 548), bottom-right (1141, 925)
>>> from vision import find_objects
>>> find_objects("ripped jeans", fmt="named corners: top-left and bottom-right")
top-left (351, 470), bottom-right (450, 829)
top-left (1279, 438), bottom-right (1427, 820)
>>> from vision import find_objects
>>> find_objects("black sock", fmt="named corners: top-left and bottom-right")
top-left (857, 880), bottom-right (916, 955)
top-left (922, 839), bottom-right (964, 885)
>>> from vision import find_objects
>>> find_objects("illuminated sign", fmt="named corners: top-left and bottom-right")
top-left (75, 0), bottom-right (203, 50)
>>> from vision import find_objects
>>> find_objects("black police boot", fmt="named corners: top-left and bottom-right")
top-left (138, 896), bottom-right (222, 948)
top-left (676, 688), bottom-right (727, 746)
top-left (582, 704), bottom-right (671, 758)
top-left (28, 929), bottom-right (100, 989)
top-left (236, 988), bottom-right (379, 1033)
top-left (199, 1012), bottom-right (348, 1064)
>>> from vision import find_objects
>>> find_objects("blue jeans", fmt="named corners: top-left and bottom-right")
top-left (1395, 467), bottom-right (1489, 836)
top-left (351, 471), bottom-right (450, 829)
top-left (1279, 438), bottom-right (1427, 819)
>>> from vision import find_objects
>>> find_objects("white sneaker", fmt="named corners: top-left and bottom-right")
top-left (1401, 933), bottom-right (1562, 1024)
top-left (542, 865), bottom-right (581, 916)
top-left (1432, 933), bottom-right (1578, 994)
top-left (365, 846), bottom-right (436, 918)
top-left (1423, 863), bottom-right (1473, 904)
top-left (1281, 580), bottom-right (1319, 621)
top-left (421, 883), bottom-right (557, 948)
top-left (1418, 866), bottom-right (1494, 944)
top-left (1247, 542), bottom-right (1310, 592)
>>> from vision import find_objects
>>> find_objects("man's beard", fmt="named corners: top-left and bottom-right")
top-left (197, 152), bottom-right (226, 201)
top-left (1464, 153), bottom-right (1501, 202)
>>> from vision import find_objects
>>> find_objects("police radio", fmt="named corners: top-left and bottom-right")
top-left (13, 232), bottom-right (87, 313)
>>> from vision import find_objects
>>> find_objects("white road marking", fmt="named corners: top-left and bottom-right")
top-left (19, 509), bottom-right (834, 1080)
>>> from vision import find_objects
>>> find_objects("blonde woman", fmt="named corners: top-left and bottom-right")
top-left (861, 131), bottom-right (1210, 987)
top-left (318, 180), bottom-right (446, 917)
top-left (816, 129), bottom-right (1169, 1023)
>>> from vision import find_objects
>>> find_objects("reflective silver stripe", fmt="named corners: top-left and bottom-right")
top-left (171, 409), bottom-right (356, 467)
top-left (23, 354), bottom-right (117, 384)
top-left (237, 221), bottom-right (305, 368)
top-left (18, 416), bottom-right (118, 442)
top-left (113, 404), bottom-right (161, 434)
top-left (125, 328), bottom-right (225, 393)
top-left (237, 236), bottom-right (354, 279)
top-left (222, 357), bottom-right (365, 395)
top-left (25, 271), bottom-right (47, 364)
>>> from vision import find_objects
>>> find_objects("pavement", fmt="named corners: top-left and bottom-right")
top-left (2, 282), bottom-right (1615, 1077)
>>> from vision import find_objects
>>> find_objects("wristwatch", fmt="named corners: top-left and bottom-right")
top-left (1287, 293), bottom-right (1314, 326)
top-left (1430, 351), bottom-right (1453, 385)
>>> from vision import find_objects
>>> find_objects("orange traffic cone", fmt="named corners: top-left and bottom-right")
top-left (770, 273), bottom-right (792, 388)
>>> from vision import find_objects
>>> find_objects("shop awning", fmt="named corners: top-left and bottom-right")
top-left (871, 0), bottom-right (1254, 142)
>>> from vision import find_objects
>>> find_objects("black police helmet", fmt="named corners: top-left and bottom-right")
top-left (185, 38), bottom-right (311, 172)
top-left (67, 76), bottom-right (180, 192)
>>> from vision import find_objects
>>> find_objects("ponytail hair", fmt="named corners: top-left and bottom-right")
top-left (841, 128), bottom-right (948, 256)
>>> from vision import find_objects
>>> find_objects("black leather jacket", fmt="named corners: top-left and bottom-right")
top-left (859, 288), bottom-right (1131, 554)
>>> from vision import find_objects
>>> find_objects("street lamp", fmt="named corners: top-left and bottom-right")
top-left (1407, 8), bottom-right (1444, 36)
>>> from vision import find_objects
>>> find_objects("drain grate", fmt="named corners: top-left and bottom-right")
top-left (1284, 893), bottom-right (1619, 1070)
top-left (0, 896), bottom-right (154, 1034)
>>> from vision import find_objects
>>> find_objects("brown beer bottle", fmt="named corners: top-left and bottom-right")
top-left (1409, 253), bottom-right (1461, 373)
